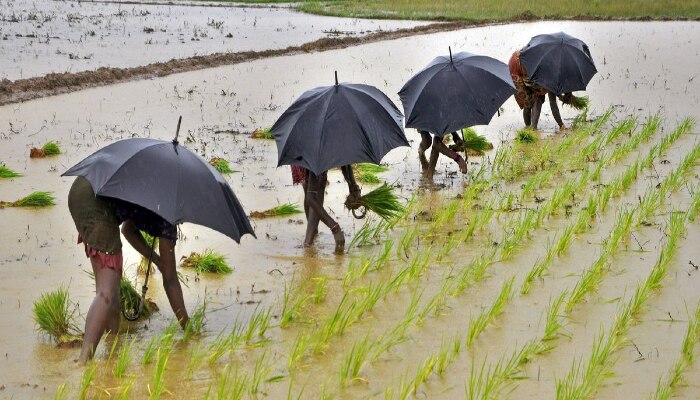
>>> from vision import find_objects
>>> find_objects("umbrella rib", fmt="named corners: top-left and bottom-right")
top-left (314, 90), bottom-right (336, 174)
top-left (343, 88), bottom-right (381, 164)
top-left (94, 141), bottom-right (157, 197)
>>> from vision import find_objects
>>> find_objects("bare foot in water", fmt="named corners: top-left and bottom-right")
top-left (333, 228), bottom-right (345, 254)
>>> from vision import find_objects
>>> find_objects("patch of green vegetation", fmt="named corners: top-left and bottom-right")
top-left (292, 0), bottom-right (700, 21)
top-left (516, 129), bottom-right (537, 144)
top-left (563, 95), bottom-right (589, 110)
top-left (33, 286), bottom-right (82, 344)
top-left (251, 128), bottom-right (273, 139)
top-left (120, 276), bottom-right (154, 319)
top-left (250, 203), bottom-right (302, 218)
top-left (6, 191), bottom-right (56, 207)
top-left (0, 165), bottom-right (21, 178)
top-left (461, 128), bottom-right (494, 155)
top-left (209, 157), bottom-right (237, 174)
top-left (348, 184), bottom-right (404, 221)
top-left (181, 249), bottom-right (232, 274)
top-left (42, 141), bottom-right (61, 156)
top-left (355, 163), bottom-right (389, 174)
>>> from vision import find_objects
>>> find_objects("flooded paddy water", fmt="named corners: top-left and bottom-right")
top-left (1, 7), bottom-right (699, 399)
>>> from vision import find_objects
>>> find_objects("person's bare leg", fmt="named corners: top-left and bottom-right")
top-left (418, 131), bottom-right (432, 171)
top-left (423, 136), bottom-right (441, 181)
top-left (157, 238), bottom-right (189, 329)
top-left (530, 95), bottom-right (544, 130)
top-left (523, 107), bottom-right (532, 127)
top-left (549, 92), bottom-right (565, 129)
top-left (79, 259), bottom-right (121, 363)
top-left (303, 172), bottom-right (344, 252)
top-left (433, 136), bottom-right (467, 174)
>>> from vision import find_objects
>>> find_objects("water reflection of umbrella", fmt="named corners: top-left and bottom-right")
top-left (519, 32), bottom-right (597, 95)
top-left (271, 73), bottom-right (409, 175)
top-left (62, 134), bottom-right (255, 243)
top-left (399, 49), bottom-right (515, 137)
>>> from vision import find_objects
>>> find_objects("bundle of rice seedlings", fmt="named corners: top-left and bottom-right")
top-left (354, 163), bottom-right (388, 185)
top-left (209, 157), bottom-right (236, 174)
top-left (181, 249), bottom-right (232, 274)
top-left (1, 191), bottom-right (56, 207)
top-left (0, 165), bottom-right (21, 178)
top-left (345, 183), bottom-right (404, 221)
top-left (33, 286), bottom-right (82, 345)
top-left (461, 128), bottom-right (494, 156)
top-left (251, 128), bottom-right (273, 139)
top-left (562, 94), bottom-right (589, 110)
top-left (516, 129), bottom-right (537, 144)
top-left (249, 203), bottom-right (302, 218)
top-left (120, 277), bottom-right (155, 319)
top-left (43, 141), bottom-right (61, 155)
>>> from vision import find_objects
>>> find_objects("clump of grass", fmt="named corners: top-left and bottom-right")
top-left (249, 203), bottom-right (302, 218)
top-left (516, 129), bottom-right (537, 143)
top-left (33, 286), bottom-right (82, 345)
top-left (43, 141), bottom-right (61, 155)
top-left (356, 171), bottom-right (381, 184)
top-left (184, 299), bottom-right (207, 340)
top-left (2, 191), bottom-right (56, 207)
top-left (181, 249), bottom-right (232, 274)
top-left (460, 128), bottom-right (494, 156)
top-left (209, 157), bottom-right (236, 174)
top-left (562, 95), bottom-right (589, 110)
top-left (345, 183), bottom-right (404, 221)
top-left (355, 163), bottom-right (388, 184)
top-left (0, 165), bottom-right (21, 178)
top-left (251, 128), bottom-right (273, 139)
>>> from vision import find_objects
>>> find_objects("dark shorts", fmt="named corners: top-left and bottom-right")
top-left (68, 176), bottom-right (122, 255)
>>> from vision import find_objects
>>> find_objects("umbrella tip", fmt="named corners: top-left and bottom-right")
top-left (173, 115), bottom-right (182, 145)
top-left (334, 70), bottom-right (338, 86)
top-left (449, 46), bottom-right (453, 63)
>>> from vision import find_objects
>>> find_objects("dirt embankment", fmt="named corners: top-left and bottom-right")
top-left (0, 21), bottom-right (470, 106)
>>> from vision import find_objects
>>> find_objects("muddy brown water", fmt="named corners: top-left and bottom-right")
top-left (0, 19), bottom-right (699, 399)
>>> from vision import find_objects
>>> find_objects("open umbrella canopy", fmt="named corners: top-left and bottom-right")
top-left (519, 31), bottom-right (597, 95)
top-left (62, 138), bottom-right (255, 243)
top-left (399, 50), bottom-right (515, 137)
top-left (271, 78), bottom-right (409, 176)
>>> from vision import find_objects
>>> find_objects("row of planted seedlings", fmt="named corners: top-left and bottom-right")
top-left (261, 110), bottom-right (633, 397)
top-left (373, 114), bottom-right (677, 398)
top-left (465, 125), bottom-right (699, 400)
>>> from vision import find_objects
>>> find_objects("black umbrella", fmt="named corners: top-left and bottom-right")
top-left (272, 72), bottom-right (409, 176)
top-left (399, 48), bottom-right (516, 137)
top-left (519, 31), bottom-right (597, 95)
top-left (62, 125), bottom-right (255, 244)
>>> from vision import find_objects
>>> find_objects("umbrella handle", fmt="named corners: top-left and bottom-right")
top-left (122, 238), bottom-right (156, 321)
top-left (173, 116), bottom-right (182, 144)
top-left (352, 207), bottom-right (367, 219)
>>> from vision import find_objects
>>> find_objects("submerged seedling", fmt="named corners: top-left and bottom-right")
top-left (250, 203), bottom-right (302, 218)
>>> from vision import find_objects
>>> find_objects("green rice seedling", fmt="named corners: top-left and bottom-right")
top-left (33, 286), bottom-right (82, 344)
top-left (339, 335), bottom-right (373, 386)
top-left (516, 128), bottom-right (537, 144)
top-left (6, 191), bottom-right (56, 207)
top-left (543, 291), bottom-right (568, 342)
top-left (356, 163), bottom-right (389, 174)
top-left (435, 339), bottom-right (457, 376)
top-left (250, 203), bottom-right (302, 218)
top-left (348, 184), bottom-right (404, 221)
top-left (149, 348), bottom-right (170, 400)
top-left (184, 299), bottom-right (207, 340)
top-left (311, 276), bottom-right (329, 304)
top-left (288, 332), bottom-right (311, 370)
top-left (114, 336), bottom-right (136, 378)
top-left (54, 383), bottom-right (68, 400)
top-left (355, 281), bottom-right (389, 317)
top-left (397, 224), bottom-right (419, 259)
top-left (356, 170), bottom-right (381, 184)
top-left (180, 249), bottom-right (232, 274)
top-left (571, 108), bottom-right (588, 129)
top-left (688, 186), bottom-right (700, 222)
top-left (120, 276), bottom-right (153, 318)
top-left (0, 165), bottom-right (21, 178)
top-left (459, 127), bottom-right (494, 155)
top-left (467, 278), bottom-right (514, 347)
top-left (466, 359), bottom-right (492, 400)
top-left (42, 141), bottom-right (62, 155)
top-left (206, 331), bottom-right (230, 365)
top-left (249, 351), bottom-right (271, 395)
top-left (411, 355), bottom-right (438, 393)
top-left (78, 363), bottom-right (97, 400)
top-left (244, 307), bottom-right (272, 345)
top-left (251, 127), bottom-right (273, 139)
top-left (280, 280), bottom-right (309, 327)
top-left (209, 157), bottom-right (236, 174)
top-left (142, 322), bottom-right (178, 365)
top-left (117, 381), bottom-right (133, 400)
top-left (371, 299), bottom-right (419, 362)
top-left (562, 94), bottom-right (589, 110)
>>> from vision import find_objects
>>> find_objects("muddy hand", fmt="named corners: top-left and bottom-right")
top-left (333, 228), bottom-right (345, 254)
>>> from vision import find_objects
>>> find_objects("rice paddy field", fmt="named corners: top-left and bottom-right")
top-left (0, 2), bottom-right (699, 399)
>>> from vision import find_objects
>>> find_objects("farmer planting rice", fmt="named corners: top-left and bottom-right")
top-left (67, 176), bottom-right (190, 362)
top-left (417, 130), bottom-right (468, 179)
